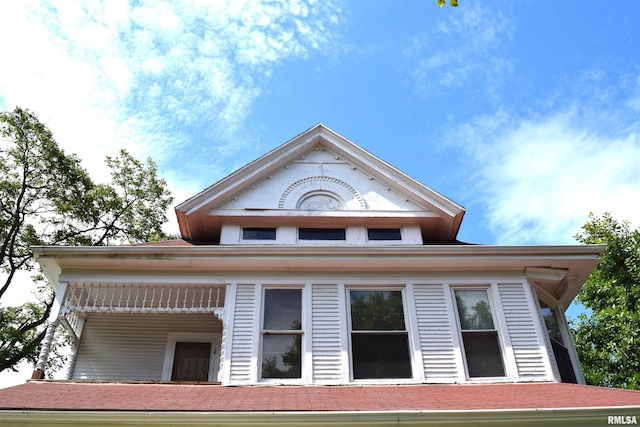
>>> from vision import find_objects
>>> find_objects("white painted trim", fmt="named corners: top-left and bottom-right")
top-left (161, 332), bottom-right (221, 381)
top-left (219, 283), bottom-right (236, 384)
top-left (302, 283), bottom-right (313, 383)
top-left (490, 283), bottom-right (518, 381)
top-left (405, 284), bottom-right (426, 382)
top-left (337, 283), bottom-right (350, 383)
top-left (442, 282), bottom-right (466, 382)
top-left (250, 284), bottom-right (261, 384)
top-left (522, 281), bottom-right (557, 381)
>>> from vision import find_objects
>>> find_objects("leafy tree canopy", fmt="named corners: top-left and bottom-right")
top-left (0, 107), bottom-right (174, 374)
top-left (437, 0), bottom-right (459, 7)
top-left (572, 212), bottom-right (640, 389)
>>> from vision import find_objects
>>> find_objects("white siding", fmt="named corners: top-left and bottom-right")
top-left (311, 284), bottom-right (343, 381)
top-left (497, 283), bottom-right (548, 380)
top-left (72, 313), bottom-right (220, 380)
top-left (413, 284), bottom-right (459, 381)
top-left (228, 284), bottom-right (256, 382)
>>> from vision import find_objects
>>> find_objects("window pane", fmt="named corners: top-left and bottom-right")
top-left (261, 334), bottom-right (302, 379)
top-left (171, 342), bottom-right (211, 381)
top-left (263, 289), bottom-right (302, 330)
top-left (350, 291), bottom-right (406, 331)
top-left (243, 227), bottom-right (276, 240)
top-left (540, 303), bottom-right (564, 343)
top-left (455, 290), bottom-right (495, 330)
top-left (367, 228), bottom-right (402, 240)
top-left (550, 338), bottom-right (578, 383)
top-left (462, 331), bottom-right (505, 377)
top-left (352, 334), bottom-right (412, 379)
top-left (299, 228), bottom-right (346, 240)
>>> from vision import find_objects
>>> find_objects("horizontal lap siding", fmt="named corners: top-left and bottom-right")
top-left (311, 284), bottom-right (343, 381)
top-left (498, 283), bottom-right (548, 380)
top-left (413, 284), bottom-right (459, 381)
top-left (72, 313), bottom-right (220, 380)
top-left (229, 284), bottom-right (256, 382)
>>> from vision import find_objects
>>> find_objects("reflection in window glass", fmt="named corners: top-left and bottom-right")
top-left (454, 289), bottom-right (505, 378)
top-left (262, 335), bottom-right (302, 379)
top-left (263, 289), bottom-right (302, 330)
top-left (455, 289), bottom-right (495, 330)
top-left (261, 289), bottom-right (302, 379)
top-left (539, 301), bottom-right (577, 383)
top-left (349, 290), bottom-right (411, 379)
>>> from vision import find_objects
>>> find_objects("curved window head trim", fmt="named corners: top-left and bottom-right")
top-left (279, 176), bottom-right (366, 210)
top-left (296, 191), bottom-right (345, 210)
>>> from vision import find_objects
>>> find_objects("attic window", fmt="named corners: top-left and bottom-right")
top-left (367, 228), bottom-right (402, 240)
top-left (243, 227), bottom-right (276, 240)
top-left (299, 228), bottom-right (346, 240)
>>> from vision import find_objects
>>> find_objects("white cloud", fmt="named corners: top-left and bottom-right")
top-left (0, 0), bottom-right (342, 198)
top-left (404, 3), bottom-right (514, 97)
top-left (452, 105), bottom-right (640, 245)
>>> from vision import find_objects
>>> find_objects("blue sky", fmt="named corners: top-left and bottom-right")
top-left (0, 0), bottom-right (639, 386)
top-left (1, 0), bottom-right (639, 246)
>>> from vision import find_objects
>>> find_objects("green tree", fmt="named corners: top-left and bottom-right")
top-left (0, 107), bottom-right (174, 374)
top-left (572, 212), bottom-right (640, 389)
top-left (437, 0), bottom-right (459, 7)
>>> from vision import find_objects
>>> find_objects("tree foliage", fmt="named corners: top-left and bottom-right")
top-left (572, 212), bottom-right (640, 389)
top-left (0, 107), bottom-right (174, 374)
top-left (437, 0), bottom-right (459, 7)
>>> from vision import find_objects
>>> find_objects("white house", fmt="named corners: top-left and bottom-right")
top-left (1, 124), bottom-right (639, 426)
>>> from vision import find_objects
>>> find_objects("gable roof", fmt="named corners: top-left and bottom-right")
top-left (1, 382), bottom-right (638, 425)
top-left (175, 124), bottom-right (465, 243)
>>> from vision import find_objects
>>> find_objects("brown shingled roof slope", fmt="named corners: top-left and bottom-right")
top-left (1, 382), bottom-right (639, 412)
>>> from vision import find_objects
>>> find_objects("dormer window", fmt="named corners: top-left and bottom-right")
top-left (299, 228), bottom-right (346, 240)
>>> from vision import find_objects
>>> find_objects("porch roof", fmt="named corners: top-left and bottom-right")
top-left (1, 381), bottom-right (639, 412)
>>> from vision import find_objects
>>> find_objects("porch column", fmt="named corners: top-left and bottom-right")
top-left (32, 282), bottom-right (68, 379)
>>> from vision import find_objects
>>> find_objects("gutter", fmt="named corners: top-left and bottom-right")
top-left (0, 406), bottom-right (637, 426)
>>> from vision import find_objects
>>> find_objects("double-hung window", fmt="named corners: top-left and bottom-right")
top-left (261, 288), bottom-right (303, 379)
top-left (454, 289), bottom-right (505, 378)
top-left (349, 289), bottom-right (412, 379)
top-left (540, 300), bottom-right (577, 383)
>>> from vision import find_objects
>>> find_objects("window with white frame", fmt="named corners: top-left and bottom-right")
top-left (261, 288), bottom-right (303, 379)
top-left (348, 289), bottom-right (412, 379)
top-left (454, 289), bottom-right (505, 378)
top-left (539, 300), bottom-right (578, 383)
top-left (162, 333), bottom-right (219, 382)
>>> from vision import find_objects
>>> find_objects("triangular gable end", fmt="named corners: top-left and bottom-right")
top-left (175, 124), bottom-right (465, 243)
